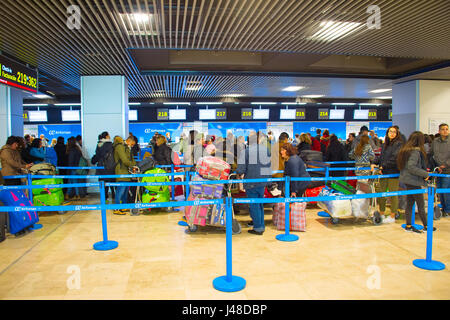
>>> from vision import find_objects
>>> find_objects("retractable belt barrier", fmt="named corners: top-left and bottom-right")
top-left (1, 163), bottom-right (447, 291)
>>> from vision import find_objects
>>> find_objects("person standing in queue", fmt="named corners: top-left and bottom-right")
top-left (431, 123), bottom-right (450, 216)
top-left (373, 126), bottom-right (404, 224)
top-left (112, 136), bottom-right (137, 215)
top-left (397, 131), bottom-right (434, 233)
top-left (236, 131), bottom-right (272, 236)
top-left (281, 144), bottom-right (311, 197)
top-left (91, 132), bottom-right (116, 202)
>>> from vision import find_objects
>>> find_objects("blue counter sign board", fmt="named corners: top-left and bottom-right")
top-left (38, 124), bottom-right (82, 141)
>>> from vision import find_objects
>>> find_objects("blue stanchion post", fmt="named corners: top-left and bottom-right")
top-left (401, 203), bottom-right (424, 230)
top-left (27, 173), bottom-right (43, 231)
top-left (93, 181), bottom-right (119, 251)
top-left (213, 197), bottom-right (246, 292)
top-left (276, 176), bottom-right (299, 242)
top-left (171, 164), bottom-right (175, 201)
top-left (413, 186), bottom-right (445, 271)
top-left (178, 171), bottom-right (189, 227)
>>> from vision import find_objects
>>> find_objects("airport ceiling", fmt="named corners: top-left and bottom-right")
top-left (1, 0), bottom-right (450, 100)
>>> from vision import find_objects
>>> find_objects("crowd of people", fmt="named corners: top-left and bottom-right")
top-left (0, 122), bottom-right (448, 238)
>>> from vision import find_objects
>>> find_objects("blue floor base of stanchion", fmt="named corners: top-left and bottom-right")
top-left (178, 221), bottom-right (189, 226)
top-left (318, 211), bottom-right (331, 218)
top-left (276, 233), bottom-right (299, 242)
top-left (213, 275), bottom-right (246, 292)
top-left (93, 240), bottom-right (119, 251)
top-left (401, 223), bottom-right (424, 230)
top-left (30, 224), bottom-right (43, 230)
top-left (413, 259), bottom-right (446, 271)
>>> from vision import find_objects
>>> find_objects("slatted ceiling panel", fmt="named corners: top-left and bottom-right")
top-left (1, 0), bottom-right (449, 99)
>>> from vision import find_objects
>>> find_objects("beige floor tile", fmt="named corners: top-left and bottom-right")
top-left (0, 199), bottom-right (449, 300)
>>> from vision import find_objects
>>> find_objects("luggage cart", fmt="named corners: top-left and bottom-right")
top-left (429, 168), bottom-right (444, 220)
top-left (185, 173), bottom-right (242, 235)
top-left (319, 169), bottom-right (382, 225)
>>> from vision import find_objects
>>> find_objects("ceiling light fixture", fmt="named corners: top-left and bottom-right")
top-left (163, 102), bottom-right (191, 105)
top-left (250, 102), bottom-right (277, 105)
top-left (332, 103), bottom-right (356, 105)
top-left (196, 102), bottom-right (223, 105)
top-left (222, 94), bottom-right (246, 98)
top-left (301, 95), bottom-right (324, 98)
top-left (282, 86), bottom-right (304, 92)
top-left (308, 20), bottom-right (363, 42)
top-left (376, 96), bottom-right (392, 99)
top-left (369, 89), bottom-right (392, 93)
top-left (54, 103), bottom-right (81, 106)
top-left (281, 102), bottom-right (307, 105)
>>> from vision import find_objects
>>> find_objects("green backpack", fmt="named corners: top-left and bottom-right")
top-left (142, 168), bottom-right (170, 193)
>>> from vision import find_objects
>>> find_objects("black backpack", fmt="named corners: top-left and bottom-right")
top-left (100, 148), bottom-right (117, 172)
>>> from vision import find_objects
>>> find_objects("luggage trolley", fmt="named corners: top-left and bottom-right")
top-left (429, 167), bottom-right (445, 220)
top-left (185, 173), bottom-right (242, 235)
top-left (355, 168), bottom-right (383, 225)
top-left (319, 169), bottom-right (382, 225)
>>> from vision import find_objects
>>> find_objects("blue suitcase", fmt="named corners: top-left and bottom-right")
top-left (0, 190), bottom-right (39, 235)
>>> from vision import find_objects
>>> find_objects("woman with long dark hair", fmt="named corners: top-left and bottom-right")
top-left (397, 131), bottom-right (434, 233)
top-left (374, 126), bottom-right (404, 223)
top-left (349, 135), bottom-right (375, 178)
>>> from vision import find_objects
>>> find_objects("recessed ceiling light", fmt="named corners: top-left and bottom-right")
top-left (119, 13), bottom-right (158, 36)
top-left (281, 102), bottom-right (307, 105)
top-left (33, 94), bottom-right (52, 99)
top-left (196, 102), bottom-right (223, 105)
top-left (332, 103), bottom-right (356, 105)
top-left (163, 102), bottom-right (191, 105)
top-left (282, 86), bottom-right (304, 92)
top-left (376, 96), bottom-right (392, 99)
top-left (301, 95), bottom-right (324, 98)
top-left (369, 89), bottom-right (392, 93)
top-left (185, 86), bottom-right (203, 91)
top-left (308, 20), bottom-right (363, 42)
top-left (251, 102), bottom-right (277, 105)
top-left (222, 93), bottom-right (246, 98)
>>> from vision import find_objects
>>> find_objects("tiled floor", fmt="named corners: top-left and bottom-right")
top-left (0, 196), bottom-right (449, 300)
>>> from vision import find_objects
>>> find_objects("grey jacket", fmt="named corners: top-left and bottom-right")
top-left (399, 149), bottom-right (429, 187)
top-left (431, 136), bottom-right (450, 173)
top-left (236, 143), bottom-right (272, 189)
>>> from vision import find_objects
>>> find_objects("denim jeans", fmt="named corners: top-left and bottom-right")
top-left (246, 187), bottom-right (266, 232)
top-left (437, 176), bottom-right (450, 213)
top-left (115, 186), bottom-right (129, 205)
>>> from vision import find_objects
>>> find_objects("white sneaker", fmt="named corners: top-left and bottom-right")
top-left (383, 216), bottom-right (395, 224)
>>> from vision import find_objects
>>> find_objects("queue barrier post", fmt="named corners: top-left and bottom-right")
top-left (27, 173), bottom-right (43, 231)
top-left (178, 171), bottom-right (189, 227)
top-left (401, 203), bottom-right (423, 230)
top-left (413, 186), bottom-right (445, 271)
top-left (93, 181), bottom-right (119, 251)
top-left (213, 197), bottom-right (246, 292)
top-left (276, 176), bottom-right (299, 242)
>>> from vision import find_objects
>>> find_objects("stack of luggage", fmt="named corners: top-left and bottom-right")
top-left (141, 167), bottom-right (171, 204)
top-left (30, 163), bottom-right (64, 207)
top-left (0, 188), bottom-right (39, 236)
top-left (185, 156), bottom-right (237, 231)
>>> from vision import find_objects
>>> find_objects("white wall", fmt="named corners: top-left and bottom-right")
top-left (418, 80), bottom-right (450, 135)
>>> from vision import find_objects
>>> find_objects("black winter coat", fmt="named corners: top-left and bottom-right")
top-left (153, 143), bottom-right (173, 166)
top-left (377, 140), bottom-right (403, 174)
top-left (91, 141), bottom-right (115, 175)
top-left (324, 141), bottom-right (348, 177)
top-left (283, 155), bottom-right (311, 196)
top-left (297, 142), bottom-right (311, 153)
